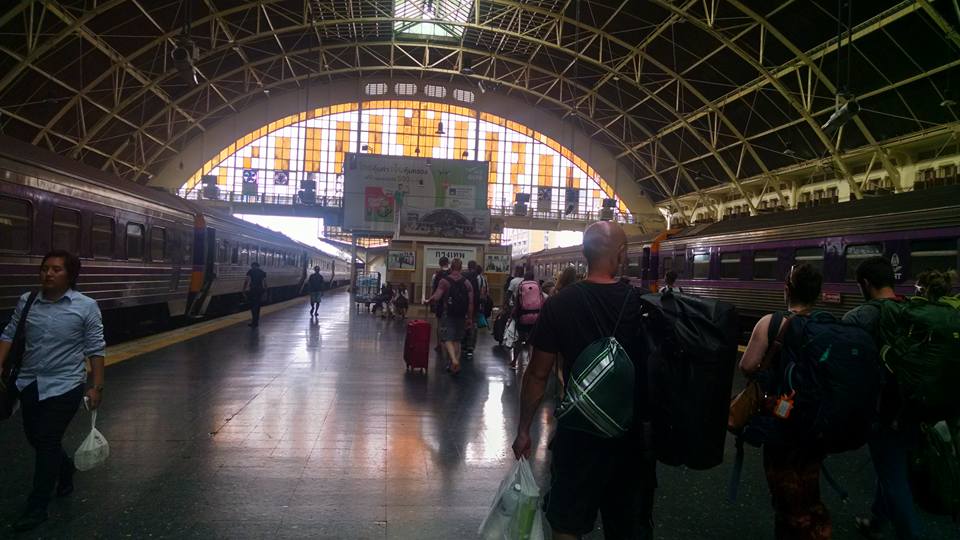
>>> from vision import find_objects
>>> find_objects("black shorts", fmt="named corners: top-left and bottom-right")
top-left (546, 428), bottom-right (657, 538)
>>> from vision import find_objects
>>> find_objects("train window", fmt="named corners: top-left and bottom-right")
top-left (692, 253), bottom-right (710, 279)
top-left (720, 252), bottom-right (740, 279)
top-left (793, 246), bottom-right (823, 273)
top-left (844, 244), bottom-right (882, 281)
top-left (126, 223), bottom-right (144, 260)
top-left (0, 196), bottom-right (31, 253)
top-left (231, 244), bottom-right (239, 264)
top-left (660, 256), bottom-right (672, 275)
top-left (753, 250), bottom-right (778, 280)
top-left (150, 227), bottom-right (166, 261)
top-left (52, 207), bottom-right (80, 253)
top-left (910, 238), bottom-right (958, 277)
top-left (91, 215), bottom-right (114, 259)
top-left (181, 231), bottom-right (192, 264)
top-left (675, 254), bottom-right (686, 277)
top-left (251, 246), bottom-right (259, 264)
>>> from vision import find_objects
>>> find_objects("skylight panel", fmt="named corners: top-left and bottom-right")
top-left (394, 0), bottom-right (471, 39)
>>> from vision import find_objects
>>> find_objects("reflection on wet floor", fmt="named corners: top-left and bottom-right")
top-left (0, 292), bottom-right (957, 539)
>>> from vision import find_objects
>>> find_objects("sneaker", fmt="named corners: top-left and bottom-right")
top-left (13, 509), bottom-right (47, 532)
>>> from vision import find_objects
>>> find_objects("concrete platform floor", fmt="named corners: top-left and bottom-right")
top-left (1, 292), bottom-right (957, 539)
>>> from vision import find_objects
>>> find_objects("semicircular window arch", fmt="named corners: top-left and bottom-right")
top-left (182, 100), bottom-right (627, 215)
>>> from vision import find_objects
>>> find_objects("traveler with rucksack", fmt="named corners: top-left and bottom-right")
top-left (461, 261), bottom-right (483, 360)
top-left (426, 258), bottom-right (474, 375)
top-left (842, 257), bottom-right (919, 540)
top-left (739, 263), bottom-right (882, 540)
top-left (512, 221), bottom-right (655, 540)
top-left (510, 270), bottom-right (543, 370)
top-left (431, 257), bottom-right (451, 351)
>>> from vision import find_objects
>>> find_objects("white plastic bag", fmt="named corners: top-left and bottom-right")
top-left (478, 458), bottom-right (544, 540)
top-left (503, 319), bottom-right (518, 349)
top-left (74, 409), bottom-right (109, 471)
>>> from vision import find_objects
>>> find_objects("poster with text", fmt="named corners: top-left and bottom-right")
top-left (424, 246), bottom-right (479, 268)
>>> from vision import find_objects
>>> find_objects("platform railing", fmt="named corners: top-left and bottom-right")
top-left (176, 188), bottom-right (344, 208)
top-left (173, 188), bottom-right (648, 225)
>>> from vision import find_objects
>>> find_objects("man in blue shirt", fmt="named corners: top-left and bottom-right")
top-left (0, 250), bottom-right (106, 531)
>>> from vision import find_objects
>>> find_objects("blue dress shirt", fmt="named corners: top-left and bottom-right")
top-left (1, 289), bottom-right (105, 400)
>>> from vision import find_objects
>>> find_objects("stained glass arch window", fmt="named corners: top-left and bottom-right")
top-left (181, 100), bottom-right (628, 215)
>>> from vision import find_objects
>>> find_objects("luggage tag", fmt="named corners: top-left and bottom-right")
top-left (773, 391), bottom-right (796, 419)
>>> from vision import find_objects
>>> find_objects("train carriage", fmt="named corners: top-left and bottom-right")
top-left (659, 185), bottom-right (960, 322)
top-left (0, 136), bottom-right (349, 340)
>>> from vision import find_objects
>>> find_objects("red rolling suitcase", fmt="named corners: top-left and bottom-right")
top-left (404, 320), bottom-right (431, 372)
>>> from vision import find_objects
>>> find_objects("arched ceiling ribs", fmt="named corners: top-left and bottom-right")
top-left (651, 0), bottom-right (862, 199)
top-left (725, 0), bottom-right (904, 192)
top-left (102, 43), bottom-right (692, 218)
top-left (69, 13), bottom-right (716, 209)
top-left (616, 1), bottom-right (921, 159)
top-left (33, 1), bottom-right (203, 160)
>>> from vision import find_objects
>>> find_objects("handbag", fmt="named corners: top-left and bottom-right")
top-left (727, 313), bottom-right (792, 433)
top-left (1, 290), bottom-right (39, 421)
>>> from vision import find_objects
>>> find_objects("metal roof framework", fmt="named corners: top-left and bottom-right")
top-left (0, 0), bottom-right (957, 220)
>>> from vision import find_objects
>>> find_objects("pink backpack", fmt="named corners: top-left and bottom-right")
top-left (517, 280), bottom-right (543, 325)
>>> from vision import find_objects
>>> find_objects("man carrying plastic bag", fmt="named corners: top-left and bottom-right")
top-left (478, 458), bottom-right (545, 540)
top-left (511, 222), bottom-right (657, 540)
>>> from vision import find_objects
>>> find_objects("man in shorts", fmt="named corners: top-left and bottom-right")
top-left (512, 221), bottom-right (656, 539)
top-left (427, 258), bottom-right (474, 375)
top-left (301, 265), bottom-right (325, 318)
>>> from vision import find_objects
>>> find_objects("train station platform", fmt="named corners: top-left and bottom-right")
top-left (1, 293), bottom-right (957, 539)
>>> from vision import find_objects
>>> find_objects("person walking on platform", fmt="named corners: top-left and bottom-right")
top-left (658, 270), bottom-right (684, 294)
top-left (740, 264), bottom-right (831, 540)
top-left (843, 257), bottom-right (919, 540)
top-left (461, 260), bottom-right (483, 360)
top-left (0, 250), bottom-right (105, 532)
top-left (510, 270), bottom-right (542, 370)
top-left (512, 222), bottom-right (656, 540)
top-left (504, 265), bottom-right (524, 308)
top-left (427, 258), bottom-right (474, 375)
top-left (431, 257), bottom-right (451, 351)
top-left (301, 265), bottom-right (326, 318)
top-left (243, 261), bottom-right (268, 327)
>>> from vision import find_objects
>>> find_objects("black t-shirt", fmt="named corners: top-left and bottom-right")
top-left (307, 273), bottom-right (325, 292)
top-left (247, 268), bottom-right (267, 291)
top-left (532, 281), bottom-right (648, 388)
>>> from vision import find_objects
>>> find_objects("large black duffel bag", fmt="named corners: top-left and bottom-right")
top-left (641, 291), bottom-right (739, 470)
top-left (492, 310), bottom-right (509, 344)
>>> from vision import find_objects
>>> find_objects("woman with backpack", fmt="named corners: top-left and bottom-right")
top-left (738, 264), bottom-right (834, 540)
top-left (510, 270), bottom-right (543, 370)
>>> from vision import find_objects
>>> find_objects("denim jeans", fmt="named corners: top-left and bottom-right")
top-left (19, 382), bottom-right (84, 511)
top-left (868, 422), bottom-right (921, 539)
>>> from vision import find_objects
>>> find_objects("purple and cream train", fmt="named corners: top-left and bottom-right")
top-left (0, 136), bottom-right (350, 341)
top-left (521, 185), bottom-right (960, 326)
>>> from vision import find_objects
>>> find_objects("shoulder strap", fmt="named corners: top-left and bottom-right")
top-left (759, 311), bottom-right (793, 372)
top-left (575, 283), bottom-right (633, 338)
top-left (8, 291), bottom-right (39, 372)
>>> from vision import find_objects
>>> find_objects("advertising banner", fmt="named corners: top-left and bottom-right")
top-left (342, 153), bottom-right (489, 233)
top-left (537, 187), bottom-right (552, 212)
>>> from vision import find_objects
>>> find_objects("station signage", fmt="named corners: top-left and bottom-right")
top-left (424, 246), bottom-right (478, 268)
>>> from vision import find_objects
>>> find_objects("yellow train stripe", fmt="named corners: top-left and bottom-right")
top-left (104, 293), bottom-right (330, 366)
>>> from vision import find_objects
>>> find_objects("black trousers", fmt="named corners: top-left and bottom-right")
top-left (249, 291), bottom-right (263, 325)
top-left (19, 382), bottom-right (84, 511)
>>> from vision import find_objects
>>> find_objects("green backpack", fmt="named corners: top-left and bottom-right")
top-left (876, 295), bottom-right (960, 421)
top-left (910, 420), bottom-right (960, 518)
top-left (554, 285), bottom-right (635, 438)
